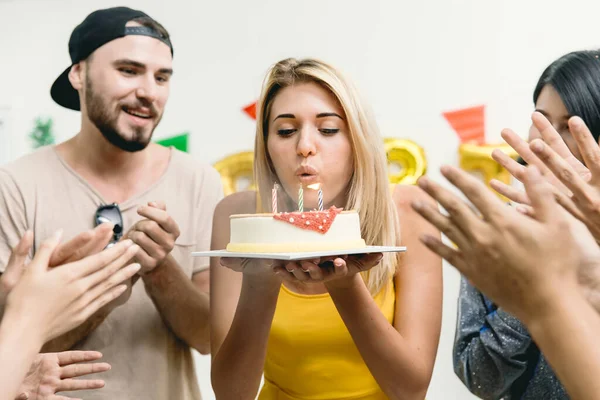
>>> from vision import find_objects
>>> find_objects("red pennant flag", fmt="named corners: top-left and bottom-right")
top-left (242, 102), bottom-right (257, 120)
top-left (442, 105), bottom-right (485, 144)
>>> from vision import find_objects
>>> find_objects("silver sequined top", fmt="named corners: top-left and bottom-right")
top-left (453, 277), bottom-right (568, 399)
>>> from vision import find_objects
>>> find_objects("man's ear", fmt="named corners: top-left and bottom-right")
top-left (68, 62), bottom-right (84, 91)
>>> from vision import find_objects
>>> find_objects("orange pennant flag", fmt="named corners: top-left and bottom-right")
top-left (442, 105), bottom-right (485, 144)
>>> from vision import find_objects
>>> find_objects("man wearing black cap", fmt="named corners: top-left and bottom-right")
top-left (0, 7), bottom-right (222, 399)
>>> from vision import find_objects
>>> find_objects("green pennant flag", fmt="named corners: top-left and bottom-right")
top-left (156, 133), bottom-right (189, 152)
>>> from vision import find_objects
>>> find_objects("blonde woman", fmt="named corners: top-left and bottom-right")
top-left (210, 58), bottom-right (443, 399)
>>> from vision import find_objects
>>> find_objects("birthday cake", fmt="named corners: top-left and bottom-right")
top-left (226, 206), bottom-right (366, 253)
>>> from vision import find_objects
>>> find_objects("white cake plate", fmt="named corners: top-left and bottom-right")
top-left (191, 245), bottom-right (406, 261)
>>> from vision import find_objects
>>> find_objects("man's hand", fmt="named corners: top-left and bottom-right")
top-left (124, 201), bottom-right (180, 275)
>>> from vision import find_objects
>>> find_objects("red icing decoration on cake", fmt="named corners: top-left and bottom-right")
top-left (273, 206), bottom-right (343, 234)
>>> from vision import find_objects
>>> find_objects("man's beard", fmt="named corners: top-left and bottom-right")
top-left (85, 78), bottom-right (160, 153)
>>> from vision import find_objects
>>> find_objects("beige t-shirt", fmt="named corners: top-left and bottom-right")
top-left (0, 145), bottom-right (223, 399)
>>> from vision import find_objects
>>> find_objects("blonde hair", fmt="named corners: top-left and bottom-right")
top-left (254, 58), bottom-right (400, 295)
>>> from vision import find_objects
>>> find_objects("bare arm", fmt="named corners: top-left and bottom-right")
top-left (0, 312), bottom-right (43, 400)
top-left (210, 192), bottom-right (281, 399)
top-left (142, 254), bottom-right (211, 353)
top-left (525, 284), bottom-right (600, 399)
top-left (325, 185), bottom-right (443, 399)
top-left (193, 269), bottom-right (210, 294)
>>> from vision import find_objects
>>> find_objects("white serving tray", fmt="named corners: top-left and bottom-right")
top-left (191, 245), bottom-right (406, 261)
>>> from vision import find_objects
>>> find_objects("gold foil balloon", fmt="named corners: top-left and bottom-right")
top-left (213, 151), bottom-right (256, 196)
top-left (384, 138), bottom-right (427, 185)
top-left (458, 143), bottom-right (518, 199)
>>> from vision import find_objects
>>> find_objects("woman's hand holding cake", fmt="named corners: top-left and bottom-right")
top-left (274, 253), bottom-right (384, 286)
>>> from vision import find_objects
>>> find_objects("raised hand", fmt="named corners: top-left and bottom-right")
top-left (16, 351), bottom-right (110, 400)
top-left (412, 165), bottom-right (590, 322)
top-left (490, 112), bottom-right (590, 205)
top-left (4, 231), bottom-right (141, 342)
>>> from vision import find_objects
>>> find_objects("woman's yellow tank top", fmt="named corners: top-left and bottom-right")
top-left (257, 184), bottom-right (397, 399)
top-left (258, 280), bottom-right (396, 400)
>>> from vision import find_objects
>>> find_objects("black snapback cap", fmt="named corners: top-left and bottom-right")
top-left (50, 7), bottom-right (173, 111)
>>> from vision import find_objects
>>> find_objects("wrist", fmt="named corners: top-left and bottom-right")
top-left (325, 273), bottom-right (363, 292)
top-left (242, 271), bottom-right (281, 292)
top-left (0, 307), bottom-right (44, 351)
top-left (522, 281), bottom-right (584, 335)
top-left (141, 255), bottom-right (172, 286)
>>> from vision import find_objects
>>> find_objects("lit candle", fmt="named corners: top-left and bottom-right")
top-left (298, 184), bottom-right (304, 212)
top-left (272, 183), bottom-right (278, 214)
top-left (307, 183), bottom-right (323, 211)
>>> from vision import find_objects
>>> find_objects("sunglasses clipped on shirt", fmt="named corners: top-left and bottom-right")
top-left (95, 202), bottom-right (124, 248)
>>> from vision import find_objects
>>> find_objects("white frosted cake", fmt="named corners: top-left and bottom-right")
top-left (226, 206), bottom-right (366, 253)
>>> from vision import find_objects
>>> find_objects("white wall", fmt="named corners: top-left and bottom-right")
top-left (2, 0), bottom-right (599, 398)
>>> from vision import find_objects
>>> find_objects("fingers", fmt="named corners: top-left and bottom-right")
top-left (56, 378), bottom-right (106, 392)
top-left (570, 116), bottom-right (600, 177)
top-left (416, 173), bottom-right (486, 235)
top-left (128, 229), bottom-right (167, 259)
top-left (283, 262), bottom-right (311, 281)
top-left (66, 240), bottom-right (136, 280)
top-left (492, 148), bottom-right (527, 183)
top-left (81, 261), bottom-right (140, 309)
top-left (30, 229), bottom-right (63, 272)
top-left (60, 361), bottom-right (111, 379)
top-left (345, 253), bottom-right (383, 273)
top-left (148, 201), bottom-right (167, 211)
top-left (50, 230), bottom-right (94, 267)
top-left (131, 220), bottom-right (170, 248)
top-left (75, 284), bottom-right (129, 323)
top-left (501, 128), bottom-right (544, 170)
top-left (411, 199), bottom-right (471, 250)
top-left (277, 258), bottom-right (344, 282)
top-left (531, 111), bottom-right (574, 159)
top-left (296, 259), bottom-right (325, 281)
top-left (304, 262), bottom-right (325, 280)
top-left (57, 350), bottom-right (104, 366)
top-left (420, 234), bottom-right (469, 274)
top-left (530, 139), bottom-right (591, 201)
top-left (136, 205), bottom-right (180, 238)
top-left (522, 166), bottom-right (558, 222)
top-left (440, 165), bottom-right (511, 224)
top-left (490, 179), bottom-right (530, 205)
top-left (50, 224), bottom-right (114, 267)
top-left (75, 224), bottom-right (115, 261)
top-left (3, 230), bottom-right (34, 284)
top-left (555, 191), bottom-right (588, 223)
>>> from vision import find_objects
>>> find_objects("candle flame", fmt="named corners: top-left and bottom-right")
top-left (307, 183), bottom-right (321, 190)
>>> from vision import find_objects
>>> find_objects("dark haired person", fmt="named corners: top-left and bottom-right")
top-left (0, 7), bottom-right (222, 399)
top-left (453, 49), bottom-right (600, 400)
